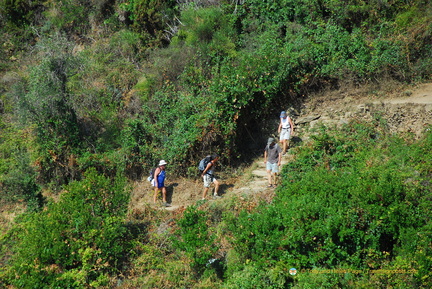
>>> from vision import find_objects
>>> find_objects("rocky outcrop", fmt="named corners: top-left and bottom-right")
top-left (295, 83), bottom-right (432, 138)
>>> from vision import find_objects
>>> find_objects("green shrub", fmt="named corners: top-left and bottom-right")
top-left (0, 121), bottom-right (41, 208)
top-left (223, 262), bottom-right (293, 289)
top-left (13, 35), bottom-right (83, 186)
top-left (3, 168), bottom-right (130, 288)
top-left (172, 205), bottom-right (218, 277)
top-left (120, 0), bottom-right (177, 47)
top-left (0, 0), bottom-right (44, 27)
top-left (225, 122), bottom-right (432, 288)
top-left (44, 0), bottom-right (92, 34)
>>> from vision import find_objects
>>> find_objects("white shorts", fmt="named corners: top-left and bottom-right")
top-left (266, 162), bottom-right (279, 174)
top-left (280, 128), bottom-right (291, 141)
top-left (203, 174), bottom-right (217, 188)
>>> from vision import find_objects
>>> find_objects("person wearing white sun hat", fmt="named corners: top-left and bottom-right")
top-left (152, 160), bottom-right (170, 207)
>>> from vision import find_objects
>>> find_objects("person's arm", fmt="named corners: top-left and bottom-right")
top-left (289, 117), bottom-right (295, 135)
top-left (264, 150), bottom-right (268, 164)
top-left (202, 161), bottom-right (213, 176)
top-left (278, 119), bottom-right (282, 133)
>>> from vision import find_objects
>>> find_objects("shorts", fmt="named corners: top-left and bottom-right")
top-left (203, 174), bottom-right (217, 188)
top-left (151, 179), bottom-right (165, 189)
top-left (280, 128), bottom-right (291, 141)
top-left (266, 162), bottom-right (279, 174)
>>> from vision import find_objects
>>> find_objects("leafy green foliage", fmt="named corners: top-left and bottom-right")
top-left (225, 122), bottom-right (432, 288)
top-left (223, 262), bottom-right (293, 289)
top-left (173, 205), bottom-right (218, 276)
top-left (0, 0), bottom-right (44, 27)
top-left (120, 0), bottom-right (178, 47)
top-left (4, 168), bottom-right (130, 288)
top-left (45, 0), bottom-right (91, 34)
top-left (1, 1), bottom-right (432, 288)
top-left (0, 120), bottom-right (42, 209)
top-left (13, 35), bottom-right (82, 186)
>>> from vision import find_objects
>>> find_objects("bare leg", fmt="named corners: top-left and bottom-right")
top-left (161, 187), bottom-right (167, 203)
top-left (273, 173), bottom-right (278, 186)
top-left (213, 179), bottom-right (220, 196)
top-left (153, 187), bottom-right (159, 203)
top-left (202, 187), bottom-right (209, 200)
top-left (282, 140), bottom-right (287, 155)
top-left (267, 170), bottom-right (272, 186)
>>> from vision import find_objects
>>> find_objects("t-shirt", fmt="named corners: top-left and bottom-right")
top-left (281, 116), bottom-right (291, 129)
top-left (265, 143), bottom-right (282, 164)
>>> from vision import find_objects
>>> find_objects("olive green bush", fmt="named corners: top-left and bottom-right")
top-left (0, 0), bottom-right (44, 27)
top-left (13, 35), bottom-right (82, 186)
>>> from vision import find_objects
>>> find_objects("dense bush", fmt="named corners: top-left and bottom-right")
top-left (0, 121), bottom-right (42, 209)
top-left (0, 0), bottom-right (44, 27)
top-left (225, 122), bottom-right (432, 288)
top-left (12, 34), bottom-right (82, 187)
top-left (172, 205), bottom-right (218, 276)
top-left (3, 168), bottom-right (130, 288)
top-left (120, 0), bottom-right (178, 47)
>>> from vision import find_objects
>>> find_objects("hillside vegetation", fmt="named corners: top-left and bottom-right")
top-left (1, 0), bottom-right (432, 288)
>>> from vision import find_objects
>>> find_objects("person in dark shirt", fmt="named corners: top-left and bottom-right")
top-left (264, 138), bottom-right (282, 187)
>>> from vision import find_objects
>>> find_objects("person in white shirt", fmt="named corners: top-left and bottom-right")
top-left (277, 110), bottom-right (295, 155)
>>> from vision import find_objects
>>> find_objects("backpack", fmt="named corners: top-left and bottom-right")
top-left (147, 167), bottom-right (157, 182)
top-left (198, 156), bottom-right (212, 173)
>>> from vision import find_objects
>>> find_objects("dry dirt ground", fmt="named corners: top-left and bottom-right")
top-left (130, 82), bottom-right (432, 213)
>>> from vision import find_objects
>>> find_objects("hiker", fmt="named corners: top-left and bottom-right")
top-left (201, 154), bottom-right (220, 200)
top-left (264, 137), bottom-right (282, 188)
top-left (277, 110), bottom-right (295, 155)
top-left (152, 160), bottom-right (170, 207)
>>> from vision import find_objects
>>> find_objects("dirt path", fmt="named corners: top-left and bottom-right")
top-left (129, 82), bottom-right (432, 213)
top-left (384, 82), bottom-right (432, 104)
top-left (129, 154), bottom-right (292, 212)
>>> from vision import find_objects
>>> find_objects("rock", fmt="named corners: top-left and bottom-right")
top-left (295, 114), bottom-right (321, 124)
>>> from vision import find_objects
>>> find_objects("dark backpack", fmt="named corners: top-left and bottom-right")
top-left (198, 156), bottom-right (212, 173)
top-left (147, 167), bottom-right (157, 182)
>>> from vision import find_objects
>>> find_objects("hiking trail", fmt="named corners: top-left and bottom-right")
top-left (130, 82), bottom-right (432, 212)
